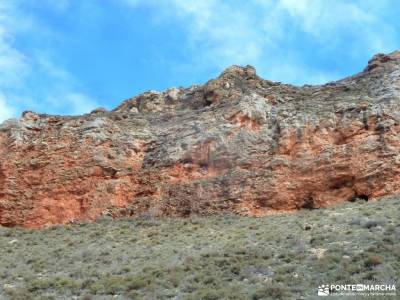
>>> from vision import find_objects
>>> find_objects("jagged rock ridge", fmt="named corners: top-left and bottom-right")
top-left (1, 51), bottom-right (400, 228)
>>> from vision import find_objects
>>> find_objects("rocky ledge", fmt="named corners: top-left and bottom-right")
top-left (1, 51), bottom-right (400, 228)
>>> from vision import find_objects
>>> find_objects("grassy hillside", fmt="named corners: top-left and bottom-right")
top-left (1, 196), bottom-right (399, 300)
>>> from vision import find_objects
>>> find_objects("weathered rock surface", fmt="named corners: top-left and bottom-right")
top-left (1, 51), bottom-right (400, 228)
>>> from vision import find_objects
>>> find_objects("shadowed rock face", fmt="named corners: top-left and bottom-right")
top-left (1, 51), bottom-right (400, 228)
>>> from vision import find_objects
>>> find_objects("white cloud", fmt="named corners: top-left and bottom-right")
top-left (0, 3), bottom-right (30, 92)
top-left (0, 30), bottom-right (29, 89)
top-left (276, 0), bottom-right (396, 53)
top-left (121, 0), bottom-right (266, 68)
top-left (44, 92), bottom-right (98, 116)
top-left (0, 1), bottom-right (99, 123)
top-left (66, 93), bottom-right (98, 115)
top-left (121, 0), bottom-right (399, 84)
top-left (0, 93), bottom-right (15, 121)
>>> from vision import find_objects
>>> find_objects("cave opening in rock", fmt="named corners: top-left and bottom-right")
top-left (358, 194), bottom-right (369, 201)
top-left (349, 194), bottom-right (369, 202)
top-left (301, 197), bottom-right (316, 210)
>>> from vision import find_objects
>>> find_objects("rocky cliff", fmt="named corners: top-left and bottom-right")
top-left (1, 51), bottom-right (400, 228)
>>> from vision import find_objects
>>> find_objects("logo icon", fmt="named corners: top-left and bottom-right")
top-left (318, 285), bottom-right (330, 296)
top-left (356, 284), bottom-right (364, 291)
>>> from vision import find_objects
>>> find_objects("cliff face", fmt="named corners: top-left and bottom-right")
top-left (1, 51), bottom-right (400, 228)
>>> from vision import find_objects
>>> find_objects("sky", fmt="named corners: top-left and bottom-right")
top-left (0, 0), bottom-right (399, 122)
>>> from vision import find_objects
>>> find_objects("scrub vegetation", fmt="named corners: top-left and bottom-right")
top-left (0, 196), bottom-right (399, 299)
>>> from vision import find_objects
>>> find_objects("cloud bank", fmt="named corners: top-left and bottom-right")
top-left (122, 0), bottom-right (398, 82)
top-left (0, 1), bottom-right (99, 123)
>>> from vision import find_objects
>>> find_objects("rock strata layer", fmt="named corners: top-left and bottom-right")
top-left (1, 51), bottom-right (400, 228)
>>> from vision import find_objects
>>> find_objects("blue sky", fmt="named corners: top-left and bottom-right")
top-left (0, 0), bottom-right (399, 122)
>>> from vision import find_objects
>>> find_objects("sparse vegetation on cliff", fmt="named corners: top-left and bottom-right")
top-left (1, 196), bottom-right (399, 299)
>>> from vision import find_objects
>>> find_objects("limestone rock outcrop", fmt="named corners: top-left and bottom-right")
top-left (1, 51), bottom-right (400, 228)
